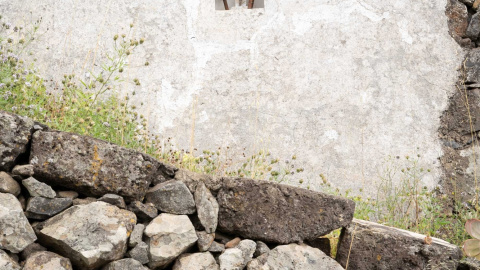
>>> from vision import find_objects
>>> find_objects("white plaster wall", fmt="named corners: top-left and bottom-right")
top-left (0, 0), bottom-right (464, 194)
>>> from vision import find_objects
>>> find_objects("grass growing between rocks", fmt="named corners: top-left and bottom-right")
top-left (0, 15), bottom-right (476, 251)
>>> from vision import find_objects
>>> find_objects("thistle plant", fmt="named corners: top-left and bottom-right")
top-left (463, 219), bottom-right (480, 259)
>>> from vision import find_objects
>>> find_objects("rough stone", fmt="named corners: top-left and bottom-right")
top-left (446, 0), bottom-right (469, 39)
top-left (0, 249), bottom-right (21, 270)
top-left (173, 252), bottom-right (219, 270)
top-left (25, 196), bottom-right (73, 220)
top-left (36, 201), bottom-right (136, 270)
top-left (22, 177), bottom-right (56, 198)
top-left (225, 237), bottom-right (241, 249)
top-left (11, 164), bottom-right (34, 177)
top-left (194, 182), bottom-right (219, 233)
top-left (127, 241), bottom-right (149, 265)
top-left (129, 223), bottom-right (145, 248)
top-left (23, 251), bottom-right (73, 270)
top-left (464, 49), bottom-right (480, 85)
top-left (0, 111), bottom-right (34, 171)
top-left (237, 240), bottom-right (256, 265)
top-left (0, 172), bottom-right (20, 196)
top-left (247, 244), bottom-right (342, 270)
top-left (126, 201), bottom-right (158, 222)
top-left (253, 241), bottom-right (270, 257)
top-left (197, 231), bottom-right (215, 252)
top-left (98, 194), bottom-right (126, 209)
top-left (468, 13), bottom-right (480, 40)
top-left (0, 193), bottom-right (37, 252)
top-left (218, 248), bottom-right (245, 270)
top-left (72, 197), bottom-right (97, 205)
top-left (29, 130), bottom-right (160, 201)
top-left (208, 241), bottom-right (225, 253)
top-left (335, 219), bottom-right (463, 270)
top-left (145, 180), bottom-right (196, 215)
top-left (217, 178), bottom-right (355, 244)
top-left (20, 242), bottom-right (47, 260)
top-left (458, 257), bottom-right (480, 270)
top-left (145, 213), bottom-right (198, 269)
top-left (101, 258), bottom-right (149, 270)
top-left (461, 0), bottom-right (475, 6)
top-left (174, 169), bottom-right (223, 194)
top-left (57, 190), bottom-right (79, 199)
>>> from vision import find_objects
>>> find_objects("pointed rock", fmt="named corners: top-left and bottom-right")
top-left (194, 182), bottom-right (219, 233)
top-left (22, 177), bottom-right (56, 198)
top-left (0, 193), bottom-right (37, 252)
top-left (36, 201), bottom-right (136, 270)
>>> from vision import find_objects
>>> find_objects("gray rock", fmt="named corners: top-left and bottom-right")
top-left (467, 13), bottom-right (480, 40)
top-left (145, 180), bottom-right (196, 215)
top-left (335, 219), bottom-right (463, 270)
top-left (208, 241), bottom-right (225, 253)
top-left (459, 257), bottom-right (480, 270)
top-left (465, 49), bottom-right (480, 85)
top-left (0, 193), bottom-right (37, 252)
top-left (72, 197), bottom-right (97, 205)
top-left (217, 178), bottom-right (355, 244)
top-left (197, 231), bottom-right (215, 252)
top-left (98, 194), bottom-right (126, 209)
top-left (102, 258), bottom-right (149, 270)
top-left (57, 190), bottom-right (79, 199)
top-left (127, 200), bottom-right (158, 222)
top-left (0, 111), bottom-right (34, 171)
top-left (129, 224), bottom-right (145, 248)
top-left (253, 241), bottom-right (269, 257)
top-left (174, 169), bottom-right (223, 193)
top-left (0, 249), bottom-right (21, 270)
top-left (219, 248), bottom-right (244, 270)
top-left (237, 240), bottom-right (256, 265)
top-left (446, 0), bottom-right (469, 39)
top-left (0, 172), bottom-right (20, 196)
top-left (173, 252), bottom-right (220, 270)
top-left (23, 251), bottom-right (73, 270)
top-left (29, 130), bottom-right (161, 201)
top-left (25, 197), bottom-right (73, 220)
top-left (11, 164), bottom-right (34, 177)
top-left (20, 242), bottom-right (47, 260)
top-left (36, 201), bottom-right (136, 270)
top-left (145, 213), bottom-right (198, 269)
top-left (22, 177), bottom-right (56, 198)
top-left (247, 244), bottom-right (342, 270)
top-left (460, 0), bottom-right (475, 6)
top-left (195, 182), bottom-right (219, 233)
top-left (127, 241), bottom-right (149, 265)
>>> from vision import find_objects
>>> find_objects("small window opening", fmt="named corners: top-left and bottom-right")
top-left (216, 0), bottom-right (264, 10)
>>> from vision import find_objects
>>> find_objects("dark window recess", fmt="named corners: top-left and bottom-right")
top-left (215, 0), bottom-right (264, 10)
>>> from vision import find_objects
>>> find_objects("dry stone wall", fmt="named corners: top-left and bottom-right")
top-left (0, 111), bottom-right (466, 269)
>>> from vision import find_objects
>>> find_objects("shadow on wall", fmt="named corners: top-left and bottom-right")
top-left (215, 0), bottom-right (264, 10)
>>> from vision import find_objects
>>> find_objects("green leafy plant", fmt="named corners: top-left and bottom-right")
top-left (463, 219), bottom-right (480, 259)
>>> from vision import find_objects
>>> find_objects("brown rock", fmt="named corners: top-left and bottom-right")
top-left (446, 0), bottom-right (469, 39)
top-left (225, 237), bottom-right (241, 249)
top-left (336, 219), bottom-right (463, 270)
top-left (217, 178), bottom-right (355, 244)
top-left (29, 130), bottom-right (161, 201)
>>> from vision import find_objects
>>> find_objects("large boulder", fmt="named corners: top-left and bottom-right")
top-left (36, 201), bottom-right (136, 270)
top-left (23, 251), bottom-right (73, 270)
top-left (247, 244), bottom-right (343, 270)
top-left (0, 111), bottom-right (34, 171)
top-left (172, 252), bottom-right (219, 270)
top-left (335, 219), bottom-right (463, 269)
top-left (0, 193), bottom-right (37, 253)
top-left (29, 130), bottom-right (161, 201)
top-left (217, 178), bottom-right (355, 244)
top-left (145, 213), bottom-right (198, 269)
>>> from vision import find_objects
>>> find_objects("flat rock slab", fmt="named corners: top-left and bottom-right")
top-left (29, 130), bottom-right (161, 201)
top-left (23, 251), bottom-right (73, 270)
top-left (217, 178), bottom-right (355, 244)
top-left (336, 219), bottom-right (463, 270)
top-left (36, 201), bottom-right (136, 270)
top-left (0, 111), bottom-right (34, 171)
top-left (0, 193), bottom-right (37, 253)
top-left (25, 197), bottom-right (73, 220)
top-left (247, 244), bottom-right (343, 270)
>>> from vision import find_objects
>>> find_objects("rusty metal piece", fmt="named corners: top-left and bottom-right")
top-left (223, 0), bottom-right (229, 10)
top-left (248, 0), bottom-right (254, 9)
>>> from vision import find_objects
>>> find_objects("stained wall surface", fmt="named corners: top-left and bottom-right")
top-left (0, 0), bottom-right (464, 194)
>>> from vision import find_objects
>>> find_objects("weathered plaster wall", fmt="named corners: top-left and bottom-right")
top-left (0, 0), bottom-right (463, 194)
